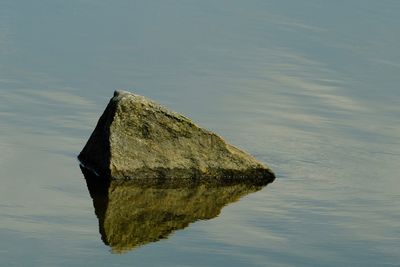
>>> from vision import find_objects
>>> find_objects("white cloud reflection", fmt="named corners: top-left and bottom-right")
top-left (270, 74), bottom-right (365, 112)
top-left (19, 88), bottom-right (95, 108)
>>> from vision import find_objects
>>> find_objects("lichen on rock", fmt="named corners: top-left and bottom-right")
top-left (78, 90), bottom-right (275, 184)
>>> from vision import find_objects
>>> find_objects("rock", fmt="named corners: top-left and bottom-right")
top-left (82, 167), bottom-right (268, 253)
top-left (78, 90), bottom-right (275, 184)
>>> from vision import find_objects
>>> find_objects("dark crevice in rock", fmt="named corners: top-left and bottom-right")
top-left (78, 96), bottom-right (117, 177)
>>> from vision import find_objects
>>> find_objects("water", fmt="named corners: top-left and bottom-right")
top-left (1, 1), bottom-right (399, 266)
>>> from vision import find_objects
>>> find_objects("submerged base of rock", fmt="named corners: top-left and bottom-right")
top-left (79, 90), bottom-right (275, 184)
top-left (80, 164), bottom-right (272, 188)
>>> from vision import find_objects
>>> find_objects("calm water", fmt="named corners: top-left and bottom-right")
top-left (1, 1), bottom-right (399, 266)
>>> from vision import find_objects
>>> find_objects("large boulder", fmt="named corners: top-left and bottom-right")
top-left (78, 90), bottom-right (274, 184)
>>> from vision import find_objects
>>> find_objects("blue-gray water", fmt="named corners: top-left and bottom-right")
top-left (1, 1), bottom-right (399, 266)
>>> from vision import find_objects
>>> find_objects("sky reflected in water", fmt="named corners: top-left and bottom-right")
top-left (0, 1), bottom-right (399, 266)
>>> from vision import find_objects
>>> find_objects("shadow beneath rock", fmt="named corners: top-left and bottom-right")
top-left (81, 165), bottom-right (272, 253)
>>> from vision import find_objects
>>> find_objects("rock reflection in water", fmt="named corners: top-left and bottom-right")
top-left (81, 166), bottom-right (270, 253)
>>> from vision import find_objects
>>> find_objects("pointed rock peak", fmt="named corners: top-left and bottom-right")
top-left (113, 90), bottom-right (127, 97)
top-left (79, 90), bottom-right (275, 184)
top-left (113, 89), bottom-right (140, 100)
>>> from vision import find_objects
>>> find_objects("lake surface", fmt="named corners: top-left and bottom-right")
top-left (1, 1), bottom-right (399, 266)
